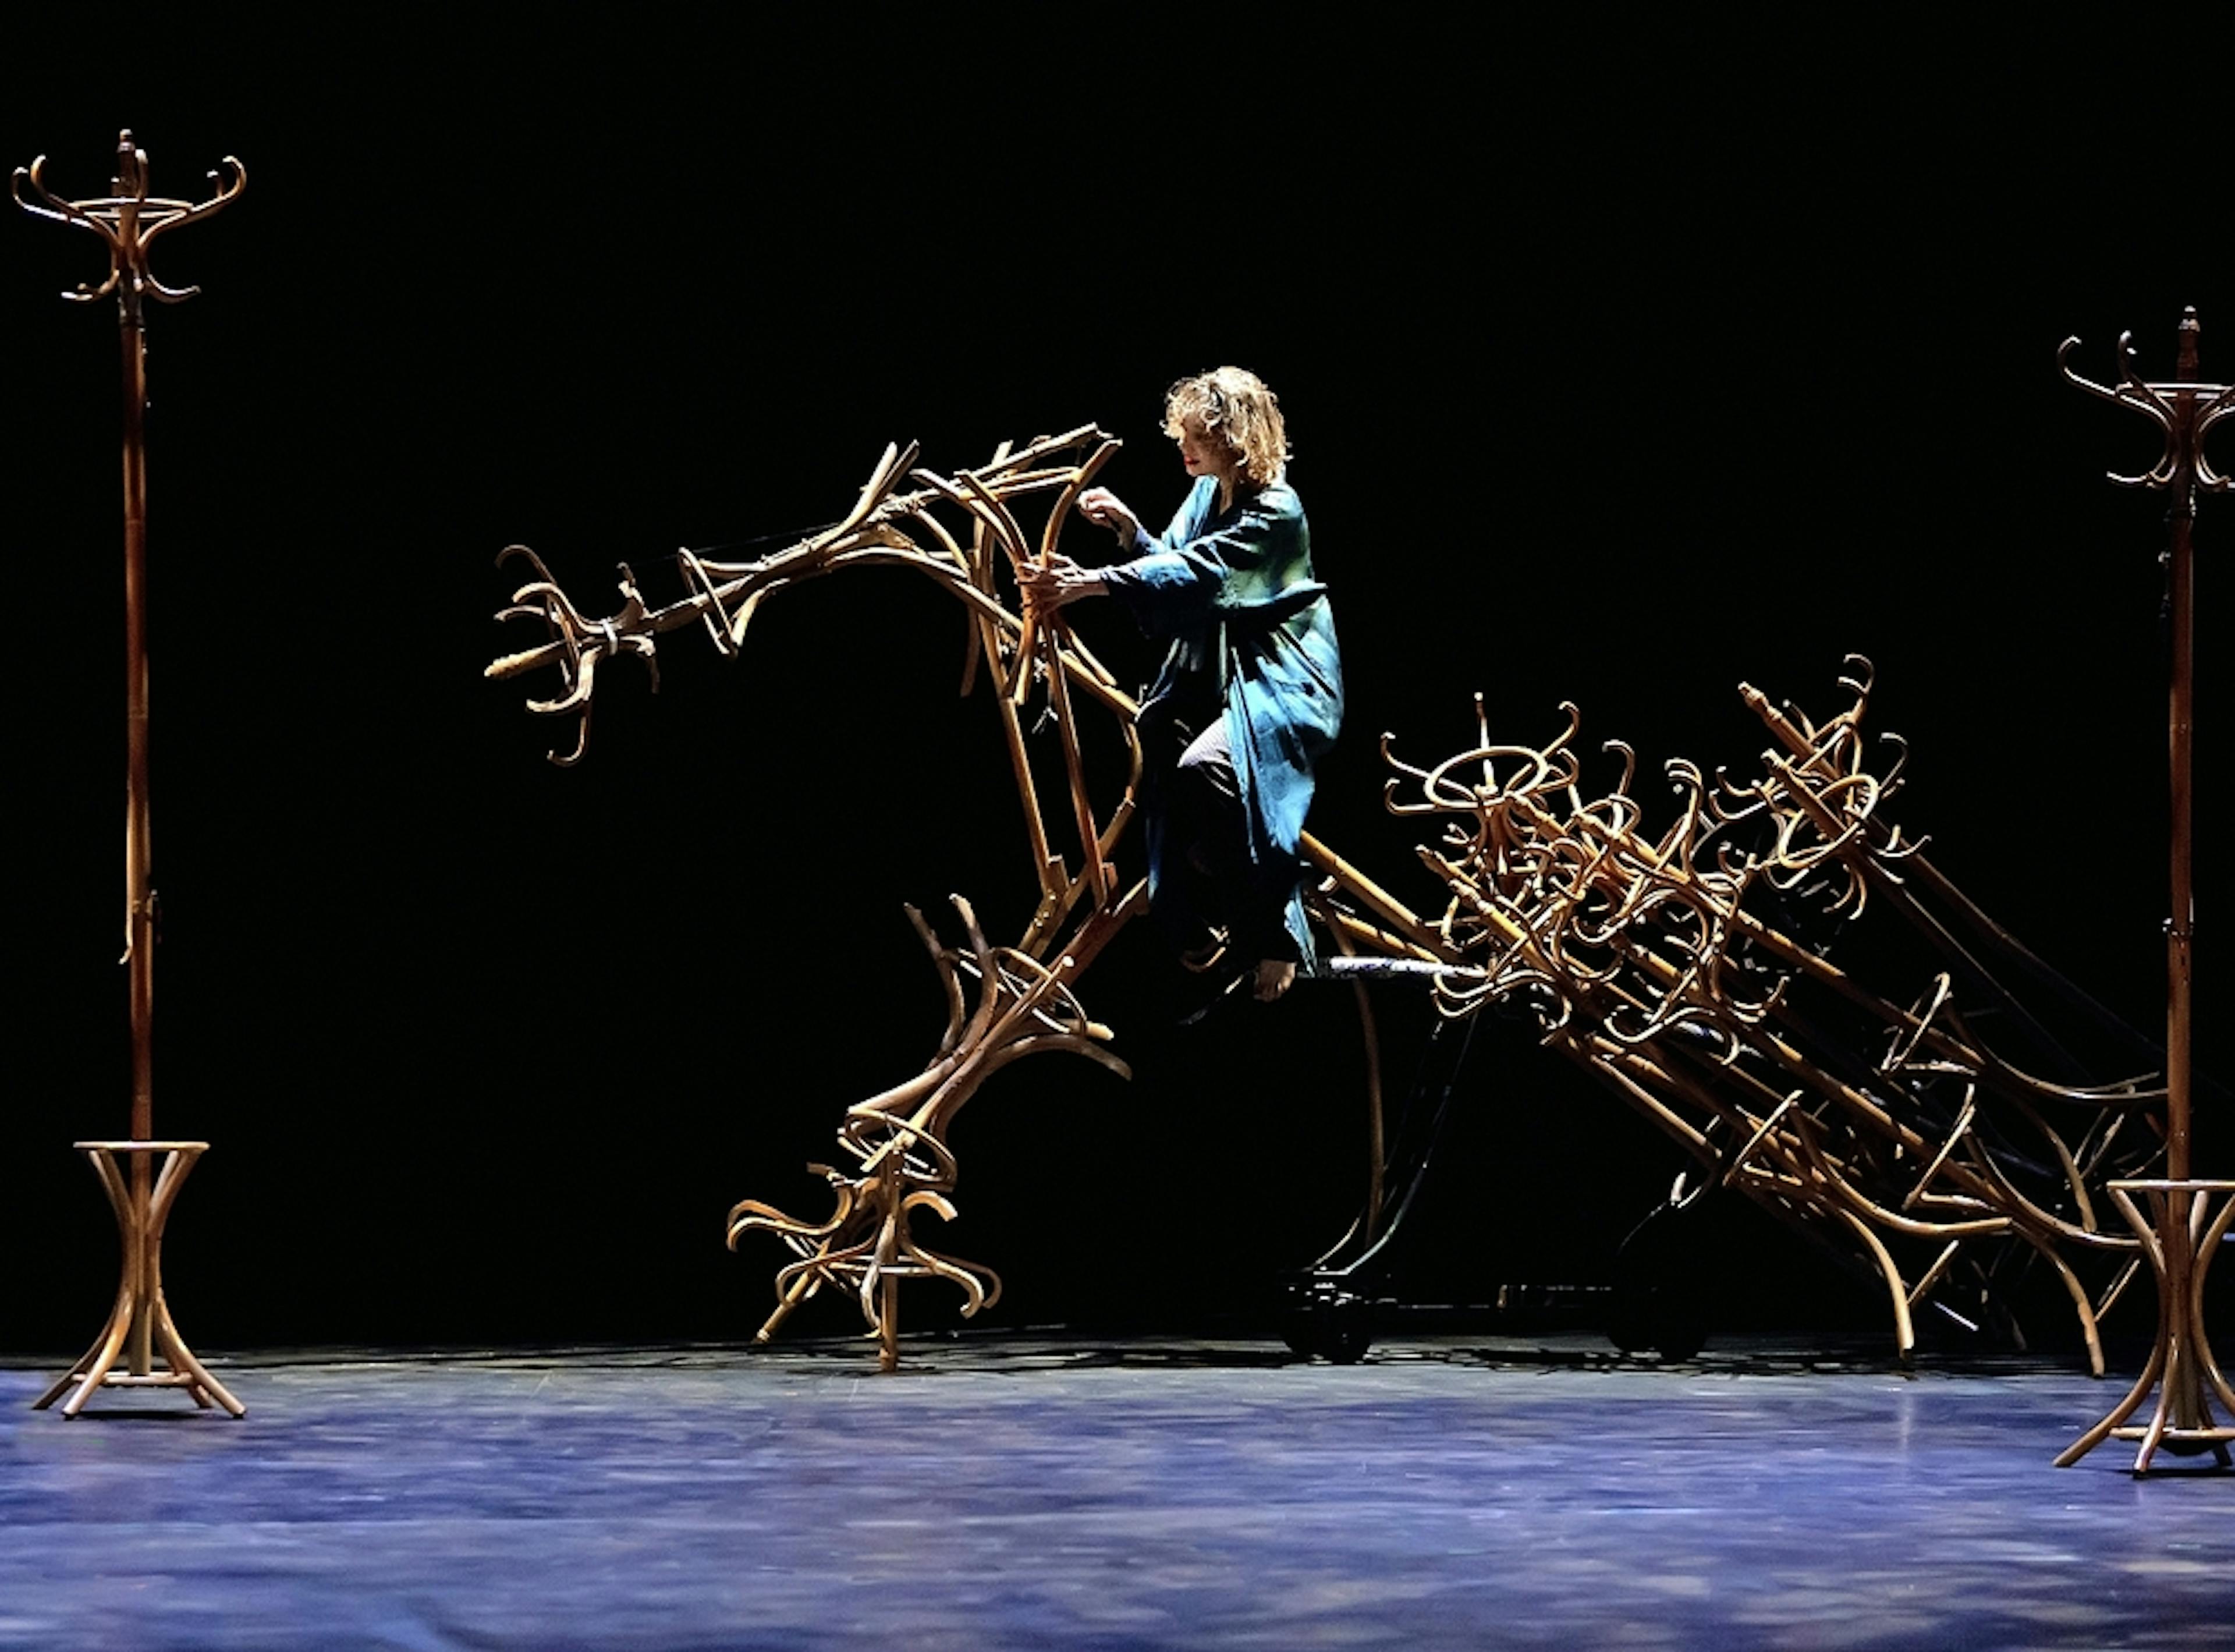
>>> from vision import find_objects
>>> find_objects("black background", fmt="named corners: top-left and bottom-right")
top-left (4, 13), bottom-right (2228, 1354)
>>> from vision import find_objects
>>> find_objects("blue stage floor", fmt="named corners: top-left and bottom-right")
top-left (1, 1337), bottom-right (2228, 1650)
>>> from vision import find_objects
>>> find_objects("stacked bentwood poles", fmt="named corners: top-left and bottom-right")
top-left (17, 132), bottom-right (246, 1417)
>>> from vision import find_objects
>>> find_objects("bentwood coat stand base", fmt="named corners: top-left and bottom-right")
top-left (2056, 1180), bottom-right (2233, 1474)
top-left (32, 1141), bottom-right (244, 1419)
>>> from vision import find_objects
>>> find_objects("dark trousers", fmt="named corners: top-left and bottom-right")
top-left (1158, 708), bottom-right (1299, 966)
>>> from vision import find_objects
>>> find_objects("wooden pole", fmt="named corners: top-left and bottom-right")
top-left (119, 283), bottom-right (158, 1387)
top-left (121, 285), bottom-right (155, 1151)
top-left (2163, 311), bottom-right (2199, 1187)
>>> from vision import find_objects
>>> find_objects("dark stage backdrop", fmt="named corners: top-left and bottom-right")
top-left (5, 18), bottom-right (2229, 1354)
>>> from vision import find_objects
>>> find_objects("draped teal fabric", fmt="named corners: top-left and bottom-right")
top-left (1101, 475), bottom-right (1343, 970)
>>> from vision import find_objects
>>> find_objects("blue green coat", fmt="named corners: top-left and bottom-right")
top-left (1101, 475), bottom-right (1343, 970)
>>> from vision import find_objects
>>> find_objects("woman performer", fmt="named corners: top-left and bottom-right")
top-left (1023, 367), bottom-right (1342, 1002)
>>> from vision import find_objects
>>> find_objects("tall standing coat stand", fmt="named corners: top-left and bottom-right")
top-left (2055, 309), bottom-right (2233, 1473)
top-left (15, 132), bottom-right (246, 1419)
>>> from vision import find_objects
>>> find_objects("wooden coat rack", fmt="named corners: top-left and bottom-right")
top-left (2053, 310), bottom-right (2233, 1473)
top-left (16, 131), bottom-right (246, 1418)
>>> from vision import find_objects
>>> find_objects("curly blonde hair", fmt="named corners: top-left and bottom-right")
top-left (1162, 366), bottom-right (1288, 487)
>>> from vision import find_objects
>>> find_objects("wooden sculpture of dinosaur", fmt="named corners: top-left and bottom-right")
top-left (488, 431), bottom-right (2174, 1374)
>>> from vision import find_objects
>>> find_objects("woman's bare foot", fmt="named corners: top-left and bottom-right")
top-left (1253, 959), bottom-right (1297, 1002)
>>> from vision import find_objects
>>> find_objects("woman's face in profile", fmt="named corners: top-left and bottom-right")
top-left (1175, 420), bottom-right (1230, 481)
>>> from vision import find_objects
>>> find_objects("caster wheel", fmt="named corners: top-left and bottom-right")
top-left (1611, 1176), bottom-right (1714, 1360)
top-left (1281, 1308), bottom-right (1375, 1363)
top-left (1652, 1300), bottom-right (1707, 1362)
top-left (1319, 1323), bottom-right (1373, 1364)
